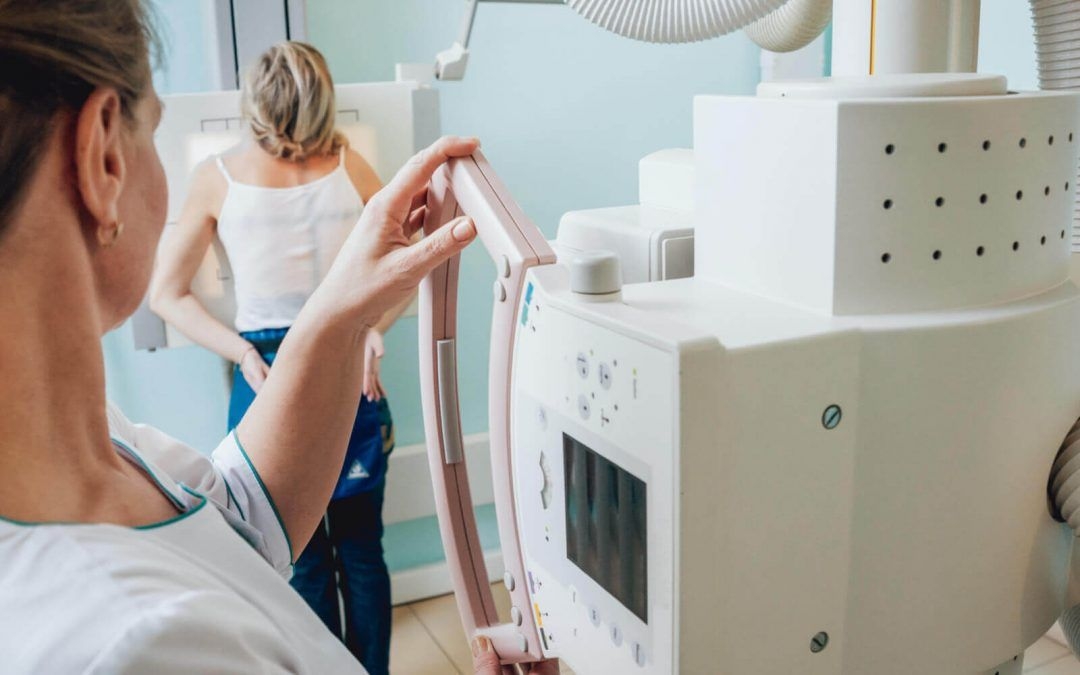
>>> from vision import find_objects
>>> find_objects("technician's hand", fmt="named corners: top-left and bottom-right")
top-left (239, 347), bottom-right (271, 393)
top-left (363, 328), bottom-right (386, 402)
top-left (472, 636), bottom-right (560, 675)
top-left (315, 136), bottom-right (479, 328)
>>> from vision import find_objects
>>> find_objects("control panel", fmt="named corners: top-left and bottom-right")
top-left (510, 271), bottom-right (677, 674)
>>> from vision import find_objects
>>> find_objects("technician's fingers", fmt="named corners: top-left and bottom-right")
top-left (404, 206), bottom-right (427, 239)
top-left (400, 216), bottom-right (475, 279)
top-left (471, 636), bottom-right (501, 675)
top-left (381, 136), bottom-right (479, 216)
top-left (410, 188), bottom-right (428, 214)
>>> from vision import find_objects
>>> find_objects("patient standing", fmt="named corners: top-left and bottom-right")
top-left (151, 42), bottom-right (403, 675)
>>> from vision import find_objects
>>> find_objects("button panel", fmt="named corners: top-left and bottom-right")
top-left (610, 623), bottom-right (623, 647)
top-left (578, 394), bottom-right (591, 420)
top-left (599, 362), bottom-right (612, 389)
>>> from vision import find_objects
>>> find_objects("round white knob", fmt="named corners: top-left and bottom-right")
top-left (570, 250), bottom-right (622, 295)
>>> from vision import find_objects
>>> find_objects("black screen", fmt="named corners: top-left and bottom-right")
top-left (563, 433), bottom-right (647, 622)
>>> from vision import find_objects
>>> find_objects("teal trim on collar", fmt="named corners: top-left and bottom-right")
top-left (133, 488), bottom-right (207, 530)
top-left (0, 441), bottom-right (197, 529)
top-left (110, 438), bottom-right (186, 511)
top-left (223, 480), bottom-right (246, 522)
top-left (230, 430), bottom-right (294, 562)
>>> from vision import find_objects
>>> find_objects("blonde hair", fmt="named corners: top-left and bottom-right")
top-left (0, 0), bottom-right (158, 233)
top-left (241, 41), bottom-right (346, 163)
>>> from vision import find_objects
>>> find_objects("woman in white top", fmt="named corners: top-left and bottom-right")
top-left (151, 42), bottom-right (404, 674)
top-left (0, 1), bottom-right (480, 672)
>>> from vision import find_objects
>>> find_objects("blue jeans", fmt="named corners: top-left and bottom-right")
top-left (291, 487), bottom-right (392, 675)
top-left (227, 327), bottom-right (392, 674)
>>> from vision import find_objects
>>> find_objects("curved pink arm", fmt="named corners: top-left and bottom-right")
top-left (419, 151), bottom-right (555, 667)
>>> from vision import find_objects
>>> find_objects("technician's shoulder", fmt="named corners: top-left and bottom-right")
top-left (87, 590), bottom-right (302, 674)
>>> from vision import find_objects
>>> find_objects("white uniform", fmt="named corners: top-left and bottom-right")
top-left (0, 404), bottom-right (364, 674)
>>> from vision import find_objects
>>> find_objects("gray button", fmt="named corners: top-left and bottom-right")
top-left (504, 571), bottom-right (516, 591)
top-left (493, 281), bottom-right (507, 302)
top-left (517, 633), bottom-right (529, 654)
top-left (632, 642), bottom-right (646, 667)
top-left (500, 254), bottom-right (512, 278)
top-left (578, 395), bottom-right (591, 420)
top-left (511, 606), bottom-right (523, 626)
top-left (576, 352), bottom-right (589, 379)
top-left (588, 605), bottom-right (601, 626)
top-left (610, 623), bottom-right (623, 646)
top-left (599, 362), bottom-right (612, 389)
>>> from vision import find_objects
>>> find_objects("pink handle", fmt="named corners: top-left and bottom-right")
top-left (419, 151), bottom-right (555, 666)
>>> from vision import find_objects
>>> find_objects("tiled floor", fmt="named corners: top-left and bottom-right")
top-left (389, 584), bottom-right (1077, 674)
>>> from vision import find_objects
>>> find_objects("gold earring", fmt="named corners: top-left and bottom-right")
top-left (97, 221), bottom-right (125, 248)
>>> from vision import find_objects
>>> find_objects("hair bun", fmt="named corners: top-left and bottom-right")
top-left (240, 41), bottom-right (342, 163)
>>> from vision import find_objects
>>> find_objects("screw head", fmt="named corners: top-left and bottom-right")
top-left (822, 404), bottom-right (842, 430)
top-left (810, 631), bottom-right (830, 653)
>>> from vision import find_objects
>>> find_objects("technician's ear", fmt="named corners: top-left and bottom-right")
top-left (73, 88), bottom-right (127, 239)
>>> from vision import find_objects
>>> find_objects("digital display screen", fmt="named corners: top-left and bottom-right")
top-left (563, 433), bottom-right (647, 622)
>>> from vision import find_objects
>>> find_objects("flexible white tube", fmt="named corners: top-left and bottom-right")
top-left (743, 0), bottom-right (831, 53)
top-left (566, 0), bottom-right (790, 44)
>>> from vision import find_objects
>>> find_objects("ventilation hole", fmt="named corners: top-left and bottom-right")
top-left (1016, 190), bottom-right (1024, 200)
top-left (1071, 132), bottom-right (1074, 142)
top-left (1020, 137), bottom-right (1028, 148)
top-left (979, 193), bottom-right (988, 204)
top-left (883, 198), bottom-right (893, 210)
top-left (1013, 241), bottom-right (1020, 251)
top-left (1050, 135), bottom-right (1056, 145)
top-left (1063, 230), bottom-right (1068, 239)
top-left (935, 196), bottom-right (945, 207)
top-left (1042, 235), bottom-right (1047, 245)
top-left (1045, 186), bottom-right (1051, 196)
top-left (932, 250), bottom-right (942, 260)
top-left (881, 253), bottom-right (891, 263)
top-left (938, 142), bottom-right (947, 153)
top-left (982, 139), bottom-right (991, 151)
top-left (885, 143), bottom-right (895, 155)
top-left (976, 246), bottom-right (985, 256)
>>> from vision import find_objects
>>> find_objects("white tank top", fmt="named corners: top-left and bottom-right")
top-left (215, 149), bottom-right (364, 332)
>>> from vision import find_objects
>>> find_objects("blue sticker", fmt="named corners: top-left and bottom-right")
top-left (521, 282), bottom-right (534, 326)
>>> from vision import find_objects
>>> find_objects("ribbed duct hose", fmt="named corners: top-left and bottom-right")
top-left (1034, 0), bottom-right (1080, 252)
top-left (566, 0), bottom-right (790, 44)
top-left (1052, 418), bottom-right (1080, 656)
top-left (743, 0), bottom-right (832, 53)
top-left (1050, 418), bottom-right (1080, 655)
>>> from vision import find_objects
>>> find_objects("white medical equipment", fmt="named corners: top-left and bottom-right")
top-left (556, 150), bottom-right (695, 284)
top-left (131, 81), bottom-right (440, 350)
top-left (419, 1), bottom-right (1080, 673)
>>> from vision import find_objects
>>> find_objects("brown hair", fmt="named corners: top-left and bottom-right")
top-left (241, 41), bottom-right (346, 162)
top-left (0, 0), bottom-right (158, 235)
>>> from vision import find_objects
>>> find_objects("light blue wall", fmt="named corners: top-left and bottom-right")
top-left (306, 0), bottom-right (761, 447)
top-left (102, 0), bottom-right (230, 454)
top-left (979, 2), bottom-right (1037, 90)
